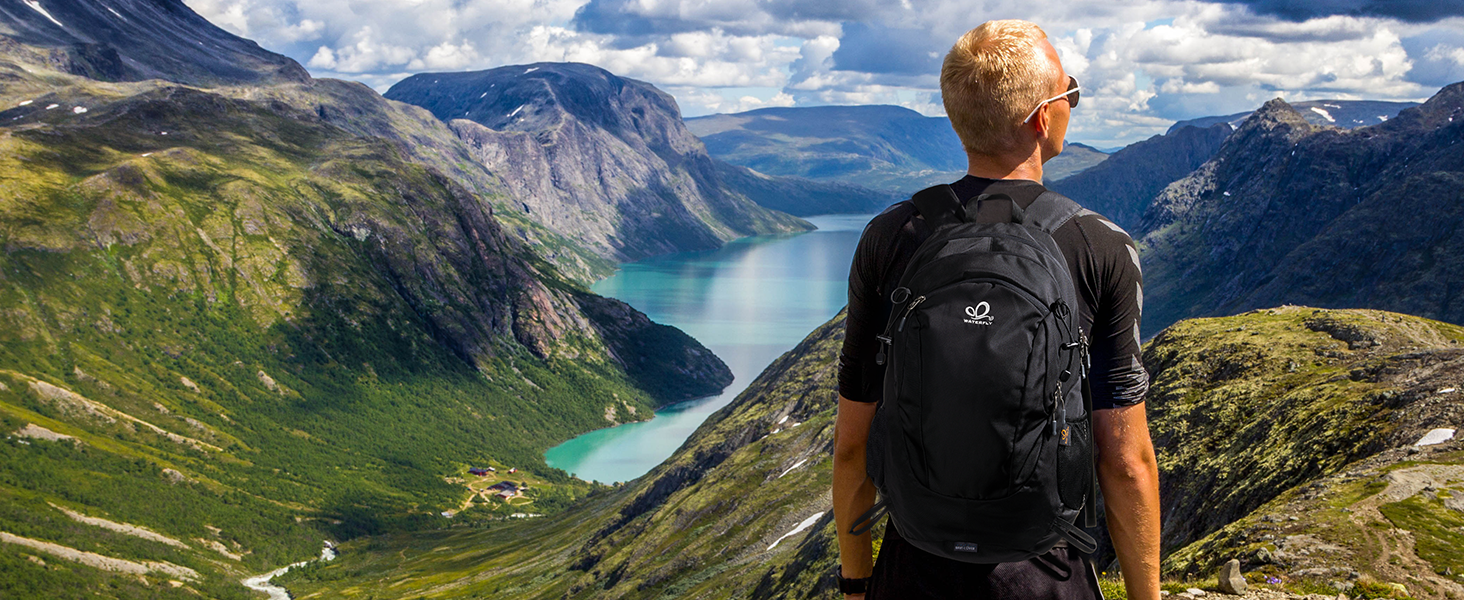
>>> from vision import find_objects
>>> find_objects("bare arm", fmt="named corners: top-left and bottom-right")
top-left (1094, 403), bottom-right (1161, 600)
top-left (833, 396), bottom-right (879, 599)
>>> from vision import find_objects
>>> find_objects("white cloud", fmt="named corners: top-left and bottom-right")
top-left (1426, 43), bottom-right (1464, 66)
top-left (183, 0), bottom-right (1463, 147)
top-left (307, 46), bottom-right (336, 69)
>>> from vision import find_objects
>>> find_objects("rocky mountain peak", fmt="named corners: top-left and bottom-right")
top-left (1136, 80), bottom-right (1464, 336)
top-left (388, 62), bottom-right (694, 162)
top-left (1395, 80), bottom-right (1464, 128)
top-left (387, 61), bottom-right (813, 264)
top-left (1233, 98), bottom-right (1315, 139)
top-left (0, 0), bottom-right (308, 85)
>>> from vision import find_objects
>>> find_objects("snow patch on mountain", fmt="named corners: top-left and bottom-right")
top-left (23, 1), bottom-right (63, 28)
top-left (767, 512), bottom-right (824, 550)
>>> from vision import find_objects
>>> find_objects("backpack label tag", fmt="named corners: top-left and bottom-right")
top-left (1059, 425), bottom-right (1071, 446)
top-left (963, 302), bottom-right (994, 325)
top-left (953, 542), bottom-right (979, 553)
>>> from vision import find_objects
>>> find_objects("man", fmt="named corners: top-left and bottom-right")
top-left (831, 20), bottom-right (1161, 600)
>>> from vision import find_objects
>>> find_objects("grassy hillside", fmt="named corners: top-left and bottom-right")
top-left (277, 307), bottom-right (1464, 599)
top-left (0, 64), bottom-right (729, 598)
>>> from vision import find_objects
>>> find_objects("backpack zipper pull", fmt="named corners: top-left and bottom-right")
top-left (1056, 387), bottom-right (1069, 446)
top-left (897, 296), bottom-right (926, 332)
top-left (876, 335), bottom-right (891, 366)
top-left (1078, 329), bottom-right (1090, 378)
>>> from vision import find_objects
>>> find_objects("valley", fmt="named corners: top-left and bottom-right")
top-left (0, 1), bottom-right (1462, 599)
top-left (279, 307), bottom-right (1464, 599)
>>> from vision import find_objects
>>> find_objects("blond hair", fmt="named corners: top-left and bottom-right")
top-left (941, 20), bottom-right (1061, 155)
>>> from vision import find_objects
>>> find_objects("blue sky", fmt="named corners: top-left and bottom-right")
top-left (183, 0), bottom-right (1464, 147)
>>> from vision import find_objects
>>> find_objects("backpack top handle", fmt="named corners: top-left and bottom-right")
top-left (910, 184), bottom-right (966, 228)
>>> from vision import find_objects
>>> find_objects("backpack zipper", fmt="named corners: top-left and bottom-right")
top-left (875, 295), bottom-right (925, 365)
top-left (897, 296), bottom-right (926, 332)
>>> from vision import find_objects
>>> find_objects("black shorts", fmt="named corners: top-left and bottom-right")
top-left (868, 522), bottom-right (1104, 600)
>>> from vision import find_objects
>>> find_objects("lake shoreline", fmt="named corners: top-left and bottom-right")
top-left (544, 213), bottom-right (875, 483)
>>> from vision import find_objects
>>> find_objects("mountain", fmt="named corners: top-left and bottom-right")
top-left (274, 307), bottom-right (1464, 599)
top-left (385, 64), bottom-right (888, 263)
top-left (685, 104), bottom-right (1110, 193)
top-left (1048, 124), bottom-right (1233, 232)
top-left (0, 0), bottom-right (308, 85)
top-left (1168, 100), bottom-right (1420, 134)
top-left (0, 6), bottom-right (735, 598)
top-left (1147, 308), bottom-right (1464, 598)
top-left (1047, 142), bottom-right (1109, 181)
top-left (278, 311), bottom-right (850, 599)
top-left (1137, 84), bottom-right (1464, 337)
top-left (1049, 101), bottom-right (1418, 235)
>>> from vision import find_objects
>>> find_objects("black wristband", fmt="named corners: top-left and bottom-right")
top-left (835, 567), bottom-right (870, 595)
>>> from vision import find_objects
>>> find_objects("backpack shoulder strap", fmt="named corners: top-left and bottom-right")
top-left (1024, 190), bottom-right (1086, 233)
top-left (909, 184), bottom-right (965, 229)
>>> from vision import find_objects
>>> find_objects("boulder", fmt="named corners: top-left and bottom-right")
top-left (1217, 558), bottom-right (1248, 594)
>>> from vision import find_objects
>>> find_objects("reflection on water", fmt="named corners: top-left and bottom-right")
top-left (544, 214), bottom-right (875, 483)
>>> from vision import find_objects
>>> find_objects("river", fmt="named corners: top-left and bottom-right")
top-left (544, 213), bottom-right (874, 483)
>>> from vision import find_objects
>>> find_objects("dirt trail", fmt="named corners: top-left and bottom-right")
top-left (1347, 464), bottom-right (1464, 599)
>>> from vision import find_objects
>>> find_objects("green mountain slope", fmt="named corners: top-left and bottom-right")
top-left (279, 311), bottom-right (848, 599)
top-left (0, 27), bottom-right (730, 600)
top-left (278, 307), bottom-right (1464, 599)
top-left (1147, 307), bottom-right (1464, 598)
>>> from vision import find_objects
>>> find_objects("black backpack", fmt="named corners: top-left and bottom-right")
top-left (851, 184), bottom-right (1099, 563)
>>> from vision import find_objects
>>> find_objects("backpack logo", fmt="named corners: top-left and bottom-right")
top-left (963, 302), bottom-right (994, 325)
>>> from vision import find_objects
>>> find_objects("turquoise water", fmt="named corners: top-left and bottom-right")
top-left (544, 214), bottom-right (876, 483)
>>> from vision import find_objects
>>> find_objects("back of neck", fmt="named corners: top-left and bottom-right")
top-left (966, 151), bottom-right (1044, 182)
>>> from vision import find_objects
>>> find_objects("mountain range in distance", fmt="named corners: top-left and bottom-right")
top-left (1168, 99), bottom-right (1421, 133)
top-left (686, 99), bottom-right (1418, 214)
top-left (685, 104), bottom-right (1112, 193)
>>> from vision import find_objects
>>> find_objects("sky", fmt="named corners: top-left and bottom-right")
top-left (183, 0), bottom-right (1464, 147)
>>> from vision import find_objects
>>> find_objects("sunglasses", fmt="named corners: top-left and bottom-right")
top-left (1023, 76), bottom-right (1080, 124)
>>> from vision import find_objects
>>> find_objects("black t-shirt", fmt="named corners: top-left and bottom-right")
top-left (837, 175), bottom-right (1149, 409)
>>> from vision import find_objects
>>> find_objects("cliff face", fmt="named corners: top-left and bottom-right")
top-left (1137, 83), bottom-right (1464, 336)
top-left (385, 63), bottom-right (818, 264)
